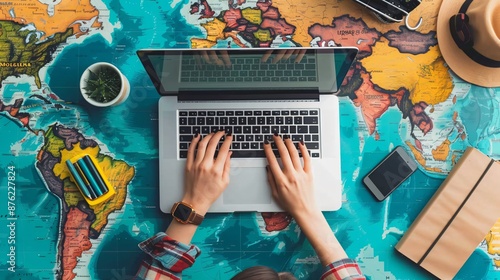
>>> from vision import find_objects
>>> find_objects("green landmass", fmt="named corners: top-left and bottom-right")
top-left (241, 8), bottom-right (262, 25)
top-left (0, 20), bottom-right (73, 88)
top-left (253, 29), bottom-right (272, 42)
top-left (40, 125), bottom-right (66, 158)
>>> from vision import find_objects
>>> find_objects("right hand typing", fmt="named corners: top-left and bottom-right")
top-left (264, 134), bottom-right (350, 267)
top-left (263, 134), bottom-right (318, 217)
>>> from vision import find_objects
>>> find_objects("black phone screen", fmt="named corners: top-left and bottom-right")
top-left (367, 152), bottom-right (414, 196)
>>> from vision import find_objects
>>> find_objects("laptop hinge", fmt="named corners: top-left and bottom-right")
top-left (177, 89), bottom-right (320, 101)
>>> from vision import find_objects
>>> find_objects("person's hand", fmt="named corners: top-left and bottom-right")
top-left (182, 130), bottom-right (233, 215)
top-left (195, 50), bottom-right (231, 68)
top-left (263, 134), bottom-right (317, 217)
top-left (193, 48), bottom-right (306, 69)
top-left (264, 135), bottom-right (350, 266)
top-left (261, 49), bottom-right (307, 63)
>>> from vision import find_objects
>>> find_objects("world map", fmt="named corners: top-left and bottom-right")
top-left (0, 0), bottom-right (499, 279)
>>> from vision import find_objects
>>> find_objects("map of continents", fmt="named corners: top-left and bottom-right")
top-left (1, 0), bottom-right (500, 279)
top-left (186, 0), bottom-right (499, 271)
top-left (0, 1), bottom-right (135, 279)
top-left (185, 0), bottom-right (456, 171)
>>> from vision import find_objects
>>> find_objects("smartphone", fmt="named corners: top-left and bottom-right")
top-left (362, 146), bottom-right (417, 201)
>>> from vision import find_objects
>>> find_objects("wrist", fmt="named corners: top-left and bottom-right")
top-left (166, 219), bottom-right (199, 244)
top-left (292, 206), bottom-right (322, 224)
top-left (292, 208), bottom-right (348, 265)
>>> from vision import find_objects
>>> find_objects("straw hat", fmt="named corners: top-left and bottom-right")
top-left (437, 0), bottom-right (500, 87)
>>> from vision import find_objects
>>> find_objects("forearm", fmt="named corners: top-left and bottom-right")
top-left (165, 220), bottom-right (199, 244)
top-left (294, 209), bottom-right (348, 266)
top-left (137, 199), bottom-right (208, 279)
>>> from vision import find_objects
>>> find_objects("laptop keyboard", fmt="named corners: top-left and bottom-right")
top-left (180, 55), bottom-right (318, 83)
top-left (178, 109), bottom-right (321, 158)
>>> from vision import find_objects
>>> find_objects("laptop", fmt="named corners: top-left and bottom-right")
top-left (137, 47), bottom-right (358, 213)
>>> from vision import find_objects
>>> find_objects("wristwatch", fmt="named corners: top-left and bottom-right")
top-left (171, 201), bottom-right (205, 225)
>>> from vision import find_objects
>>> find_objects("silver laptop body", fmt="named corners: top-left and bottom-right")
top-left (137, 47), bottom-right (358, 213)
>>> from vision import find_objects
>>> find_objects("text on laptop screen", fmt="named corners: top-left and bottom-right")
top-left (137, 48), bottom-right (358, 95)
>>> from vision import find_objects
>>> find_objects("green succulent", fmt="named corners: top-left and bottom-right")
top-left (83, 66), bottom-right (122, 103)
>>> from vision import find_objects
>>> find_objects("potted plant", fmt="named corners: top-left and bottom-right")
top-left (80, 62), bottom-right (130, 107)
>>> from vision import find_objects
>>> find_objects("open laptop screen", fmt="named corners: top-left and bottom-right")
top-left (137, 47), bottom-right (358, 96)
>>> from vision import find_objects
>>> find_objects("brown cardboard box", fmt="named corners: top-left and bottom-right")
top-left (395, 147), bottom-right (500, 279)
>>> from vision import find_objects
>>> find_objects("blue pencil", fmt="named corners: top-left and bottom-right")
top-left (66, 160), bottom-right (94, 199)
top-left (76, 159), bottom-right (104, 197)
top-left (83, 155), bottom-right (109, 194)
top-left (74, 162), bottom-right (98, 199)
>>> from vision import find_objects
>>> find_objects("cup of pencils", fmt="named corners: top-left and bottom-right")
top-left (66, 154), bottom-right (116, 205)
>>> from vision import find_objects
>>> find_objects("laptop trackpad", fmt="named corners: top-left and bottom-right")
top-left (224, 167), bottom-right (271, 204)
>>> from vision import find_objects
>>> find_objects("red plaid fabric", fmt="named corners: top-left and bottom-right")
top-left (135, 233), bottom-right (365, 279)
top-left (135, 232), bottom-right (201, 280)
top-left (321, 259), bottom-right (366, 280)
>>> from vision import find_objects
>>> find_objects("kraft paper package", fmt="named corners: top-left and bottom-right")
top-left (395, 147), bottom-right (500, 279)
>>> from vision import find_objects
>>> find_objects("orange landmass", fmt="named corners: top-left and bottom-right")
top-left (431, 139), bottom-right (450, 161)
top-left (191, 38), bottom-right (217, 48)
top-left (352, 71), bottom-right (392, 135)
top-left (260, 18), bottom-right (295, 36)
top-left (0, 99), bottom-right (33, 131)
top-left (406, 141), bottom-right (426, 167)
top-left (262, 6), bottom-right (280, 19)
top-left (226, 32), bottom-right (248, 48)
top-left (425, 167), bottom-right (443, 172)
top-left (191, 18), bottom-right (227, 48)
top-left (9, 107), bottom-right (19, 116)
top-left (18, 116), bottom-right (29, 127)
top-left (485, 218), bottom-right (500, 268)
top-left (256, 0), bottom-right (272, 12)
top-left (0, 1), bottom-right (101, 40)
top-left (451, 153), bottom-right (458, 166)
top-left (308, 16), bottom-right (380, 55)
top-left (90, 154), bottom-right (133, 233)
top-left (223, 8), bottom-right (242, 28)
top-left (62, 208), bottom-right (92, 280)
top-left (36, 150), bottom-right (43, 162)
top-left (199, 0), bottom-right (215, 19)
top-left (261, 212), bottom-right (292, 232)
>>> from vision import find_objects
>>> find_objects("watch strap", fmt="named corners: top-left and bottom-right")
top-left (190, 212), bottom-right (204, 225)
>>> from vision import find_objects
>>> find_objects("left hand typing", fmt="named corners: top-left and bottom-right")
top-left (181, 130), bottom-right (233, 215)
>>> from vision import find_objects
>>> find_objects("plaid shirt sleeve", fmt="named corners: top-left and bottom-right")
top-left (321, 258), bottom-right (366, 280)
top-left (134, 232), bottom-right (201, 280)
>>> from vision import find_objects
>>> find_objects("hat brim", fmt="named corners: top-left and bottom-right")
top-left (437, 0), bottom-right (500, 87)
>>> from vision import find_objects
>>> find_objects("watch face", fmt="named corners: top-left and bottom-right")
top-left (173, 203), bottom-right (192, 221)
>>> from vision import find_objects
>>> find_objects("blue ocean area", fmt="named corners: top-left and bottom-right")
top-left (41, 0), bottom-right (203, 278)
top-left (0, 118), bottom-right (60, 279)
top-left (1, 83), bottom-right (32, 102)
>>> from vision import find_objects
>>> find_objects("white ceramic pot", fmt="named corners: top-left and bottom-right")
top-left (80, 62), bottom-right (130, 107)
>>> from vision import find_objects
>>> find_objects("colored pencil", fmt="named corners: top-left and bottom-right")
top-left (83, 155), bottom-right (109, 194)
top-left (76, 159), bottom-right (104, 197)
top-left (74, 161), bottom-right (98, 199)
top-left (66, 159), bottom-right (94, 199)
